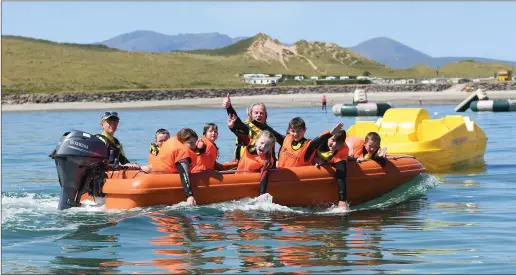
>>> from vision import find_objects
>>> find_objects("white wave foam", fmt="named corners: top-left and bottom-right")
top-left (356, 173), bottom-right (441, 210)
top-left (1, 193), bottom-right (60, 224)
top-left (316, 204), bottom-right (353, 215)
top-left (2, 174), bottom-right (439, 229)
top-left (206, 194), bottom-right (305, 214)
top-left (1, 193), bottom-right (130, 233)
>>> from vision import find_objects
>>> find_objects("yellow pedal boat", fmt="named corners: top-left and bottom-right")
top-left (347, 108), bottom-right (487, 172)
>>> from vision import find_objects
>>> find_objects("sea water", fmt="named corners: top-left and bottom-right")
top-left (2, 105), bottom-right (516, 273)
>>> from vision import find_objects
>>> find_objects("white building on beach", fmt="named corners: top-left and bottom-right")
top-left (243, 75), bottom-right (281, 85)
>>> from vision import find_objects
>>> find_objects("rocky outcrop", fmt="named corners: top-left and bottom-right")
top-left (1, 82), bottom-right (513, 105)
top-left (465, 81), bottom-right (516, 91)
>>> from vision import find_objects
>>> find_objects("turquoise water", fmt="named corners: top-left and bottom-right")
top-left (2, 105), bottom-right (516, 273)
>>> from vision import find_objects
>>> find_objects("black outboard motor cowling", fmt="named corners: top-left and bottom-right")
top-left (50, 130), bottom-right (108, 210)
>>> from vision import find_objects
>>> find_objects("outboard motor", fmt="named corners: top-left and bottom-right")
top-left (49, 130), bottom-right (108, 210)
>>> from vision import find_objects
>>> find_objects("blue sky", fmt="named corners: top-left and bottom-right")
top-left (3, 1), bottom-right (516, 60)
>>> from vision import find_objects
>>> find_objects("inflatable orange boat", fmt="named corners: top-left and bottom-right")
top-left (50, 130), bottom-right (425, 211)
top-left (80, 156), bottom-right (424, 210)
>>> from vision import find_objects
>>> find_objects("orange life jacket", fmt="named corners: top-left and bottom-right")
top-left (316, 131), bottom-right (350, 164)
top-left (153, 136), bottom-right (197, 173)
top-left (277, 135), bottom-right (315, 168)
top-left (347, 136), bottom-right (366, 158)
top-left (328, 145), bottom-right (350, 163)
top-left (148, 152), bottom-right (161, 168)
top-left (191, 136), bottom-right (219, 173)
top-left (237, 145), bottom-right (274, 173)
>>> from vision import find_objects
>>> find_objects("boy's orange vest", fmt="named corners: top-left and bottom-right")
top-left (347, 136), bottom-right (365, 158)
top-left (277, 135), bottom-right (315, 168)
top-left (316, 130), bottom-right (350, 163)
top-left (153, 136), bottom-right (197, 173)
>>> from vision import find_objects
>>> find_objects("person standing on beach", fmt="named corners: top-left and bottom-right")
top-left (321, 95), bottom-right (327, 112)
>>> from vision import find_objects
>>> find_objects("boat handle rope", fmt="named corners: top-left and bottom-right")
top-left (390, 154), bottom-right (417, 160)
top-left (215, 169), bottom-right (279, 174)
top-left (110, 155), bottom-right (417, 179)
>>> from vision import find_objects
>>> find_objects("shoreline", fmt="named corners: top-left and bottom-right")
top-left (2, 90), bottom-right (516, 112)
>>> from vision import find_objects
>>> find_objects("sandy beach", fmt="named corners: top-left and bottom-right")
top-left (2, 90), bottom-right (516, 112)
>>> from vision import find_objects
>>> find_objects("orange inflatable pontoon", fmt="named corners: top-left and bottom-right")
top-left (81, 155), bottom-right (425, 210)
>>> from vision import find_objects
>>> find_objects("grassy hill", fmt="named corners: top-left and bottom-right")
top-left (438, 60), bottom-right (511, 78)
top-left (2, 34), bottom-right (512, 94)
top-left (187, 35), bottom-right (261, 56)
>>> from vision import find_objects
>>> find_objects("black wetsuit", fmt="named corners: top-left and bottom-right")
top-left (96, 134), bottom-right (130, 165)
top-left (316, 137), bottom-right (348, 202)
top-left (226, 104), bottom-right (278, 162)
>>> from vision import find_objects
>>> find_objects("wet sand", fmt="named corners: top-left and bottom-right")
top-left (3, 90), bottom-right (516, 112)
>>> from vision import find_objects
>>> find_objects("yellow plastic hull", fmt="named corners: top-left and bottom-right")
top-left (347, 108), bottom-right (487, 172)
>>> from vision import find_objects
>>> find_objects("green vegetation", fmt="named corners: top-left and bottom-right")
top-left (278, 79), bottom-right (313, 86)
top-left (2, 34), bottom-right (513, 95)
top-left (187, 36), bottom-right (258, 56)
top-left (2, 35), bottom-right (117, 52)
top-left (438, 61), bottom-right (512, 78)
top-left (315, 79), bottom-right (372, 85)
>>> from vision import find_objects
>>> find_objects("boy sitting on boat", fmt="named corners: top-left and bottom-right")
top-left (154, 128), bottom-right (204, 206)
top-left (313, 122), bottom-right (350, 210)
top-left (246, 118), bottom-right (350, 210)
top-left (348, 132), bottom-right (388, 166)
top-left (248, 117), bottom-right (320, 168)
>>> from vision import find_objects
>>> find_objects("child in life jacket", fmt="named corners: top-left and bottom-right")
top-left (349, 132), bottom-right (387, 166)
top-left (314, 122), bottom-right (350, 210)
top-left (250, 117), bottom-right (343, 169)
top-left (228, 114), bottom-right (276, 196)
top-left (154, 128), bottom-right (203, 206)
top-left (191, 123), bottom-right (224, 172)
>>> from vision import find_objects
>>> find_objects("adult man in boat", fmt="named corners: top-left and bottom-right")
top-left (148, 128), bottom-right (171, 168)
top-left (97, 111), bottom-right (149, 172)
top-left (222, 93), bottom-right (278, 162)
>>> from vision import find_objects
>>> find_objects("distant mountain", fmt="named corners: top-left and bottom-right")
top-left (97, 30), bottom-right (248, 52)
top-left (351, 37), bottom-right (516, 69)
top-left (99, 32), bottom-right (516, 69)
top-left (350, 37), bottom-right (433, 69)
top-left (188, 33), bottom-right (385, 73)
